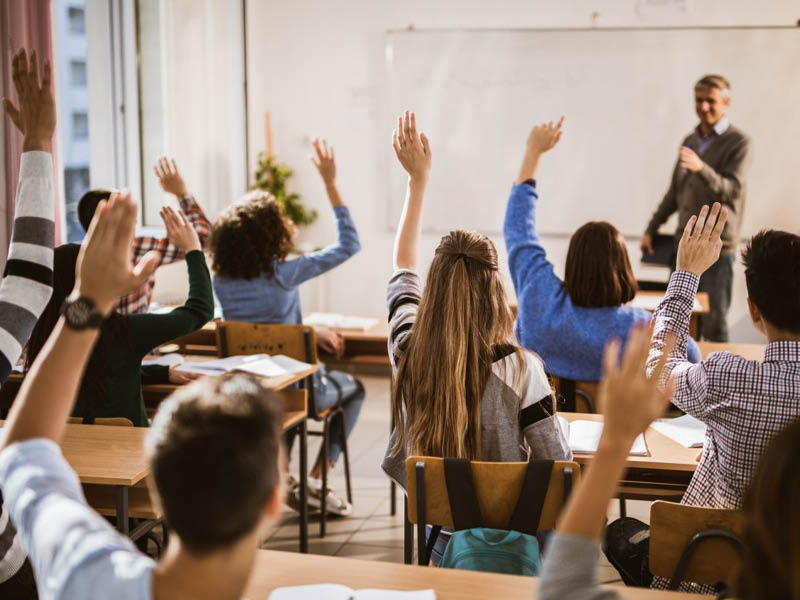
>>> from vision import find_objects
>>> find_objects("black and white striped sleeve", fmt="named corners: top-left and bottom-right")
top-left (386, 269), bottom-right (421, 368)
top-left (0, 151), bottom-right (54, 382)
top-left (519, 352), bottom-right (572, 460)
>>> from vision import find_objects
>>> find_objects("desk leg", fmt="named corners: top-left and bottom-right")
top-left (403, 496), bottom-right (413, 564)
top-left (299, 420), bottom-right (309, 553)
top-left (116, 486), bottom-right (130, 535)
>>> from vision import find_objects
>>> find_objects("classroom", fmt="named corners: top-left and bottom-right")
top-left (0, 1), bottom-right (799, 599)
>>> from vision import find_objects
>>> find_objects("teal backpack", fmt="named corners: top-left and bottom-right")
top-left (430, 459), bottom-right (561, 576)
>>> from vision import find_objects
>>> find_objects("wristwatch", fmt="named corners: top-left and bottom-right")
top-left (60, 295), bottom-right (105, 330)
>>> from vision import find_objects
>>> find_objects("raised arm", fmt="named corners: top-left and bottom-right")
top-left (276, 138), bottom-right (361, 287)
top-left (0, 49), bottom-right (56, 382)
top-left (392, 111), bottom-right (431, 271)
top-left (647, 202), bottom-right (728, 418)
top-left (503, 118), bottom-right (563, 292)
top-left (539, 325), bottom-right (674, 600)
top-left (1, 192), bottom-right (159, 448)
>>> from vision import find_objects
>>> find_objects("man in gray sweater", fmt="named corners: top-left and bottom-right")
top-left (640, 74), bottom-right (749, 342)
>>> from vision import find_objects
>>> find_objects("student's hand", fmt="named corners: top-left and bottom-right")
top-left (161, 206), bottom-right (202, 252)
top-left (598, 324), bottom-right (675, 450)
top-left (316, 329), bottom-right (345, 358)
top-left (676, 202), bottom-right (728, 277)
top-left (392, 111), bottom-right (431, 182)
top-left (76, 191), bottom-right (161, 316)
top-left (679, 146), bottom-right (704, 173)
top-left (640, 232), bottom-right (655, 256)
top-left (525, 116), bottom-right (564, 156)
top-left (154, 156), bottom-right (189, 197)
top-left (310, 138), bottom-right (337, 186)
top-left (168, 364), bottom-right (201, 384)
top-left (2, 49), bottom-right (56, 153)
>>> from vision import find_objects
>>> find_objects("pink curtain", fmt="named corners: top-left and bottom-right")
top-left (1, 0), bottom-right (62, 264)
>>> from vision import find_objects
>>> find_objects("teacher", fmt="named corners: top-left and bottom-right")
top-left (640, 74), bottom-right (749, 342)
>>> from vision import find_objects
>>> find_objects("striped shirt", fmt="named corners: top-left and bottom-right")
top-left (0, 151), bottom-right (55, 583)
top-left (381, 270), bottom-right (571, 489)
top-left (648, 270), bottom-right (800, 592)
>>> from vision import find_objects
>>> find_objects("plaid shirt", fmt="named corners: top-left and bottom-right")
top-left (118, 194), bottom-right (211, 314)
top-left (648, 271), bottom-right (800, 593)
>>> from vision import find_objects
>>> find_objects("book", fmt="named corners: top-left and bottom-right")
top-left (304, 312), bottom-right (378, 331)
top-left (268, 584), bottom-right (435, 600)
top-left (557, 416), bottom-right (648, 456)
top-left (177, 354), bottom-right (312, 379)
top-left (651, 414), bottom-right (706, 448)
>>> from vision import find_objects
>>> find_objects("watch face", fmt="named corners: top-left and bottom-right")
top-left (63, 297), bottom-right (101, 329)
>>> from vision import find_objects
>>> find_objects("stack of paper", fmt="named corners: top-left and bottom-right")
top-left (651, 414), bottom-right (706, 448)
top-left (304, 312), bottom-right (378, 331)
top-left (269, 585), bottom-right (435, 600)
top-left (557, 417), bottom-right (648, 456)
top-left (177, 354), bottom-right (312, 379)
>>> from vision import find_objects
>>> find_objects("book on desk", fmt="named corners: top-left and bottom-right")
top-left (177, 354), bottom-right (313, 379)
top-left (558, 416), bottom-right (648, 456)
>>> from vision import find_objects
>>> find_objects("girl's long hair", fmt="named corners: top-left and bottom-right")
top-left (391, 230), bottom-right (524, 460)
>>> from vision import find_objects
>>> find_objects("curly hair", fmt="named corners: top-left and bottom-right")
top-left (210, 191), bottom-right (296, 280)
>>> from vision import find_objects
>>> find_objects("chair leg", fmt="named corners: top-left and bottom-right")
top-left (320, 415), bottom-right (330, 538)
top-left (403, 496), bottom-right (413, 564)
top-left (339, 409), bottom-right (353, 504)
top-left (390, 481), bottom-right (397, 516)
top-left (619, 498), bottom-right (627, 518)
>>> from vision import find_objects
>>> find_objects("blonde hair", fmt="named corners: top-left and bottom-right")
top-left (391, 230), bottom-right (524, 460)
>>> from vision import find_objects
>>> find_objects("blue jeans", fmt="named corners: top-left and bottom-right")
top-left (697, 253), bottom-right (734, 342)
top-left (285, 368), bottom-right (365, 465)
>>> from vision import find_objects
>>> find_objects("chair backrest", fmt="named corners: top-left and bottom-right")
top-left (67, 417), bottom-right (134, 427)
top-left (548, 374), bottom-right (599, 413)
top-left (406, 456), bottom-right (580, 530)
top-left (649, 500), bottom-right (746, 588)
top-left (216, 320), bottom-right (318, 363)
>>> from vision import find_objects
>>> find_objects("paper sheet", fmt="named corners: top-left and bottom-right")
top-left (651, 414), bottom-right (706, 448)
top-left (630, 295), bottom-right (702, 312)
top-left (269, 584), bottom-right (436, 600)
top-left (142, 353), bottom-right (184, 368)
top-left (305, 312), bottom-right (378, 331)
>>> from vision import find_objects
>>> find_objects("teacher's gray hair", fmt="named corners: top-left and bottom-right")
top-left (695, 74), bottom-right (731, 101)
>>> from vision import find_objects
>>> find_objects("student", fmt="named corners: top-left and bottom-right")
top-left (382, 111), bottom-right (571, 564)
top-left (0, 191), bottom-right (287, 600)
top-left (210, 138), bottom-right (362, 515)
top-left (77, 156), bottom-right (210, 314)
top-left (504, 117), bottom-right (700, 383)
top-left (538, 325), bottom-right (800, 600)
top-left (24, 206), bottom-right (213, 426)
top-left (605, 203), bottom-right (800, 591)
top-left (0, 48), bottom-right (55, 599)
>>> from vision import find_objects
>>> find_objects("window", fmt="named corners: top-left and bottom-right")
top-left (71, 112), bottom-right (88, 139)
top-left (68, 7), bottom-right (85, 33)
top-left (70, 60), bottom-right (87, 86)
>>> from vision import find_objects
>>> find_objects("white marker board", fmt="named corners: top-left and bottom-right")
top-left (386, 28), bottom-right (800, 237)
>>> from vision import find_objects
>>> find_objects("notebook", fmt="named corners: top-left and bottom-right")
top-left (177, 354), bottom-right (312, 378)
top-left (304, 312), bottom-right (378, 331)
top-left (268, 585), bottom-right (435, 600)
top-left (557, 416), bottom-right (648, 456)
top-left (651, 414), bottom-right (706, 448)
top-left (640, 233), bottom-right (674, 266)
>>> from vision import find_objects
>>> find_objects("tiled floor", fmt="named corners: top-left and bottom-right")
top-left (262, 375), bottom-right (651, 585)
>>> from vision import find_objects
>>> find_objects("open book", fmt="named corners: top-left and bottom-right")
top-left (268, 584), bottom-right (435, 600)
top-left (557, 416), bottom-right (648, 456)
top-left (651, 414), bottom-right (706, 448)
top-left (304, 312), bottom-right (378, 331)
top-left (176, 354), bottom-right (312, 379)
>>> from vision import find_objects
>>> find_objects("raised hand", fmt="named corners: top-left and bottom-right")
top-left (679, 146), bottom-right (704, 173)
top-left (392, 111), bottom-right (432, 181)
top-left (310, 138), bottom-right (337, 186)
top-left (160, 205), bottom-right (201, 253)
top-left (676, 202), bottom-right (728, 276)
top-left (76, 191), bottom-right (161, 315)
top-left (598, 324), bottom-right (675, 447)
top-left (2, 48), bottom-right (56, 152)
top-left (525, 116), bottom-right (564, 156)
top-left (154, 156), bottom-right (189, 197)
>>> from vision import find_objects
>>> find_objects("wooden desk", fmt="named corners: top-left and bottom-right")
top-left (699, 341), bottom-right (765, 362)
top-left (560, 412), bottom-right (697, 503)
top-left (634, 291), bottom-right (709, 339)
top-left (244, 550), bottom-right (706, 600)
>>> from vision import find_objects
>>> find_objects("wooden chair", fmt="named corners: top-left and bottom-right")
top-left (404, 456), bottom-right (580, 566)
top-left (549, 374), bottom-right (599, 414)
top-left (216, 320), bottom-right (353, 537)
top-left (649, 501), bottom-right (745, 591)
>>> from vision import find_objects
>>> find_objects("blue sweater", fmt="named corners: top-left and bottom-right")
top-left (504, 183), bottom-right (700, 381)
top-left (213, 205), bottom-right (360, 324)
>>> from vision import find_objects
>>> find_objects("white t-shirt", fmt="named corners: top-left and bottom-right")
top-left (0, 439), bottom-right (154, 600)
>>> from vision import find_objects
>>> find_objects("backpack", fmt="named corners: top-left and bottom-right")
top-left (437, 458), bottom-right (555, 576)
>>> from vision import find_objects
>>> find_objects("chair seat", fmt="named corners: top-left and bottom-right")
top-left (83, 484), bottom-right (162, 520)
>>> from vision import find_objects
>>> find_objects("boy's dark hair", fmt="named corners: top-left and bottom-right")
top-left (146, 374), bottom-right (284, 554)
top-left (77, 189), bottom-right (114, 232)
top-left (742, 230), bottom-right (800, 334)
top-left (564, 221), bottom-right (638, 308)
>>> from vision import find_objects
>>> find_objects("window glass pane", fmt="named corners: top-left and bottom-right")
top-left (55, 0), bottom-right (90, 243)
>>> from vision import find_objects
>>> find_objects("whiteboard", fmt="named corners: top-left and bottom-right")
top-left (385, 28), bottom-right (800, 237)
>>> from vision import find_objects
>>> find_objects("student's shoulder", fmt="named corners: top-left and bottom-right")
top-left (726, 124), bottom-right (750, 145)
top-left (60, 547), bottom-right (155, 600)
top-left (493, 346), bottom-right (551, 394)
